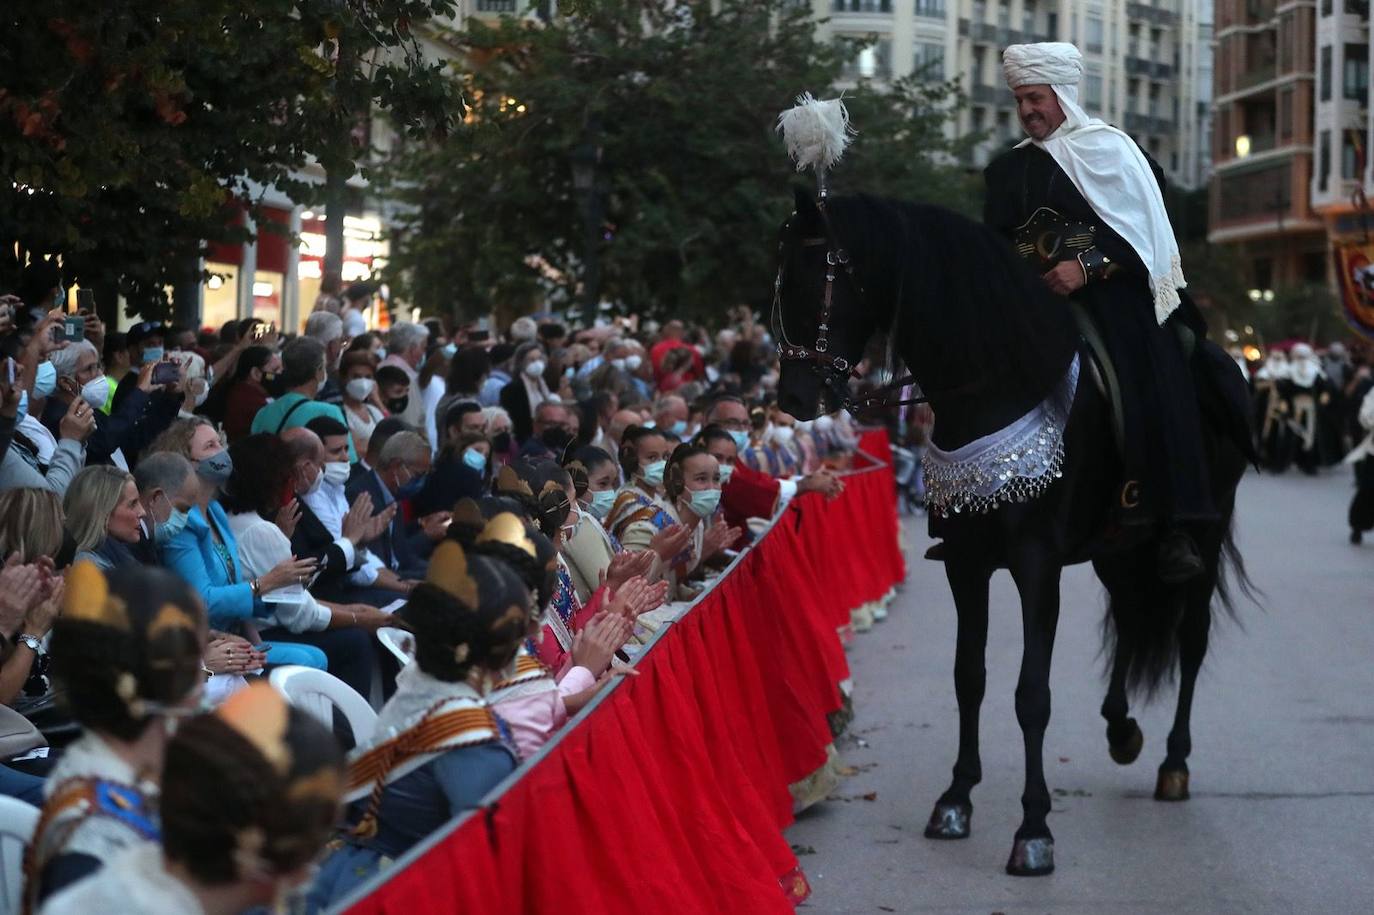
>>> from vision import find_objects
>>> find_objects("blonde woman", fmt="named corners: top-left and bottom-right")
top-left (64, 465), bottom-right (149, 570)
top-left (0, 486), bottom-right (65, 564)
top-left (0, 487), bottom-right (66, 708)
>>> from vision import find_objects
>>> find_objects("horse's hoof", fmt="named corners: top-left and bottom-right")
top-left (1006, 836), bottom-right (1055, 876)
top-left (1107, 718), bottom-right (1144, 765)
top-left (1155, 768), bottom-right (1190, 801)
top-left (923, 802), bottom-right (972, 839)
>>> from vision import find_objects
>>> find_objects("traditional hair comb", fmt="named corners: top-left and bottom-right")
top-left (427, 540), bottom-right (480, 606)
top-left (147, 602), bottom-right (199, 641)
top-left (476, 512), bottom-right (538, 559)
top-left (63, 560), bottom-right (130, 630)
top-left (494, 465), bottom-right (533, 497)
top-left (565, 460), bottom-right (589, 490)
top-left (451, 498), bottom-right (484, 531)
top-left (217, 682), bottom-right (292, 776)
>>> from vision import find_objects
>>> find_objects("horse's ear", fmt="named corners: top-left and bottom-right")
top-left (792, 185), bottom-right (819, 222)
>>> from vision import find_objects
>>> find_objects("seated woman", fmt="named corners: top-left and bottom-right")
top-left (43, 683), bottom-right (345, 915)
top-left (25, 562), bottom-right (205, 909)
top-left (0, 488), bottom-right (66, 717)
top-left (412, 420), bottom-right (489, 518)
top-left (561, 446), bottom-right (626, 603)
top-left (305, 541), bottom-right (529, 910)
top-left (495, 462), bottom-right (665, 672)
top-left (604, 426), bottom-right (699, 594)
top-left (64, 465), bottom-right (148, 570)
top-left (222, 433), bottom-right (392, 700)
top-left (148, 418), bottom-right (324, 671)
top-left (482, 405), bottom-right (516, 466)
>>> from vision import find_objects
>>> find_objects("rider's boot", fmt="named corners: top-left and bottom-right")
top-left (1156, 528), bottom-right (1203, 583)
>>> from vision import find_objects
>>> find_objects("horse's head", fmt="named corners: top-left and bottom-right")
top-left (773, 187), bottom-right (878, 420)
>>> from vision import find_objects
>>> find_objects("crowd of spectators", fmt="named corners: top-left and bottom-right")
top-left (0, 269), bottom-right (865, 913)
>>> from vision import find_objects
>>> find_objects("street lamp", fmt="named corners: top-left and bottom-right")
top-left (569, 137), bottom-right (603, 312)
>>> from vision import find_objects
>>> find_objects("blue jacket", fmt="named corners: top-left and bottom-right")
top-left (159, 501), bottom-right (261, 629)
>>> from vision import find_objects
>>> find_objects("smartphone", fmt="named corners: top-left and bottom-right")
top-left (76, 289), bottom-right (95, 312)
top-left (61, 314), bottom-right (85, 342)
top-left (3, 357), bottom-right (14, 385)
top-left (151, 361), bottom-right (180, 385)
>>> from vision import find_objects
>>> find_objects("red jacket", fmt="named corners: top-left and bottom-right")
top-left (722, 461), bottom-right (781, 531)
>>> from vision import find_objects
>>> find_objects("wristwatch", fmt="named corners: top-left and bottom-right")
top-left (15, 633), bottom-right (42, 653)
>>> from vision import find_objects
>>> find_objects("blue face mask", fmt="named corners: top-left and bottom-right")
top-left (157, 506), bottom-right (190, 542)
top-left (462, 447), bottom-right (487, 473)
top-left (641, 459), bottom-right (667, 489)
top-left (667, 420), bottom-right (688, 437)
top-left (15, 391), bottom-right (28, 423)
top-left (587, 488), bottom-right (617, 521)
top-left (443, 342), bottom-right (458, 357)
top-left (728, 429), bottom-right (749, 452)
top-left (687, 488), bottom-right (722, 519)
top-left (397, 468), bottom-right (428, 498)
top-left (142, 346), bottom-right (164, 365)
top-left (718, 463), bottom-right (735, 484)
top-left (33, 361), bottom-right (57, 399)
top-left (196, 448), bottom-right (233, 485)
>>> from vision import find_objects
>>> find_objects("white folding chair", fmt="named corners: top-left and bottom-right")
top-left (0, 795), bottom-right (39, 913)
top-left (376, 627), bottom-right (415, 667)
top-left (269, 666), bottom-right (378, 745)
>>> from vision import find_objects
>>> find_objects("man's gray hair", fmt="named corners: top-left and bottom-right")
top-left (48, 340), bottom-right (99, 380)
top-left (387, 321), bottom-right (428, 354)
top-left (304, 310), bottom-right (343, 343)
top-left (534, 400), bottom-right (567, 422)
top-left (281, 336), bottom-right (327, 388)
top-left (132, 451), bottom-right (194, 497)
top-left (509, 316), bottom-right (538, 343)
top-left (379, 430), bottom-right (429, 468)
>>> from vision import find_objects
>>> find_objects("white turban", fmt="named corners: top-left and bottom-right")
top-left (1002, 42), bottom-right (1083, 89)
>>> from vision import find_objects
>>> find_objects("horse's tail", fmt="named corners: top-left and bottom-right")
top-left (1101, 513), bottom-right (1256, 700)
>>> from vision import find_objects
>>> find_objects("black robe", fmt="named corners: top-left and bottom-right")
top-left (983, 142), bottom-right (1213, 522)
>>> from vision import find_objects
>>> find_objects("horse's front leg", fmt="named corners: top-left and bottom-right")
top-left (923, 550), bottom-right (991, 840)
top-left (1006, 547), bottom-right (1062, 876)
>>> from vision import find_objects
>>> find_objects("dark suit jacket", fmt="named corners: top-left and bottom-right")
top-left (345, 463), bottom-right (429, 577)
top-left (289, 498), bottom-right (355, 602)
top-left (498, 378), bottom-right (534, 445)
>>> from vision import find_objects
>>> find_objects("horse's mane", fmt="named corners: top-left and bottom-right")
top-left (824, 194), bottom-right (1079, 417)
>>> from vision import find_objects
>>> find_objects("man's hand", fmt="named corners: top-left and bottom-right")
top-left (648, 524), bottom-right (693, 562)
top-left (341, 492), bottom-right (376, 546)
top-left (799, 469), bottom-right (843, 499)
top-left (0, 379), bottom-right (20, 419)
top-left (419, 511), bottom-right (451, 542)
top-left (364, 502), bottom-right (397, 542)
top-left (28, 309), bottom-right (69, 358)
top-left (135, 360), bottom-right (157, 393)
top-left (1042, 260), bottom-right (1086, 296)
top-left (79, 310), bottom-right (105, 353)
top-left (58, 395), bottom-right (96, 442)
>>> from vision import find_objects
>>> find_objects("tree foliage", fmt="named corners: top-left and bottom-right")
top-left (378, 0), bottom-right (977, 323)
top-left (0, 0), bottom-right (463, 318)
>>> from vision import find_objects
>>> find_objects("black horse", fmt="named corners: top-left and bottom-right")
top-left (773, 188), bottom-right (1253, 876)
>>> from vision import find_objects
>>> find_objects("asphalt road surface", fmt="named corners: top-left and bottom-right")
top-left (787, 466), bottom-right (1374, 914)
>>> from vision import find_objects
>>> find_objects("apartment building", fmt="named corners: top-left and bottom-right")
top-left (1310, 0), bottom-right (1371, 254)
top-left (814, 0), bottom-right (1214, 189)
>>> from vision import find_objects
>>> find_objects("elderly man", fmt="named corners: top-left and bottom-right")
top-left (304, 310), bottom-right (346, 404)
top-left (519, 401), bottom-right (574, 460)
top-left (651, 394), bottom-right (689, 439)
top-left (380, 321), bottom-right (429, 428)
top-left (131, 451), bottom-right (198, 561)
top-left (984, 41), bottom-right (1210, 581)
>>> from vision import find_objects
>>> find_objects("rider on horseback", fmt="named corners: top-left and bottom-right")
top-left (983, 41), bottom-right (1213, 582)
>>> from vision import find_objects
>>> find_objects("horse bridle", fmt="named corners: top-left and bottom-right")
top-left (772, 192), bottom-right (923, 414)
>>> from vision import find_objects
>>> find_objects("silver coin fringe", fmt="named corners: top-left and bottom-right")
top-left (922, 424), bottom-right (1067, 517)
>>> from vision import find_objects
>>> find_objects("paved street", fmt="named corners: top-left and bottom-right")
top-left (788, 466), bottom-right (1374, 914)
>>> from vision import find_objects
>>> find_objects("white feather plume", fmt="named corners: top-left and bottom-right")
top-left (776, 92), bottom-right (855, 174)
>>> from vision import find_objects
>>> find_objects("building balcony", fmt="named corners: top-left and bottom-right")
top-left (832, 0), bottom-right (895, 13)
top-left (970, 83), bottom-right (1006, 105)
top-left (958, 20), bottom-right (1052, 45)
top-left (1126, 2), bottom-right (1178, 26)
top-left (474, 0), bottom-right (518, 11)
top-left (1125, 112), bottom-right (1174, 134)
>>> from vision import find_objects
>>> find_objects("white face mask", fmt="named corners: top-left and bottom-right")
top-left (624, 354), bottom-right (643, 372)
top-left (345, 377), bottom-right (376, 401)
top-left (772, 426), bottom-right (795, 446)
top-left (80, 375), bottom-right (111, 410)
top-left (524, 360), bottom-right (547, 378)
top-left (323, 461), bottom-right (351, 487)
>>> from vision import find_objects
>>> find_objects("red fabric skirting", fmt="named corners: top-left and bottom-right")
top-left (346, 430), bottom-right (906, 915)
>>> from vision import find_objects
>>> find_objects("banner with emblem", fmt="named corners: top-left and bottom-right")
top-left (1334, 237), bottom-right (1374, 340)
